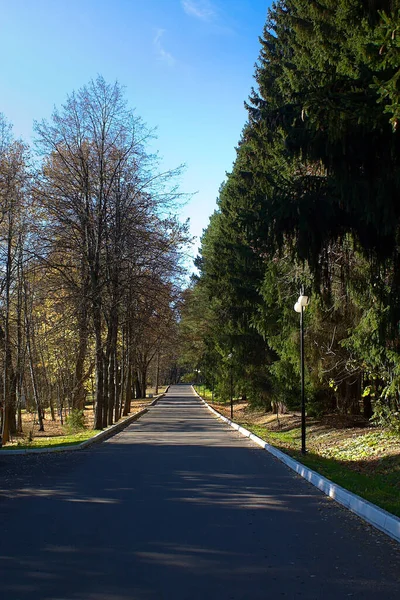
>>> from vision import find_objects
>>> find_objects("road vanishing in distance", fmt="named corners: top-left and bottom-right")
top-left (1, 384), bottom-right (400, 599)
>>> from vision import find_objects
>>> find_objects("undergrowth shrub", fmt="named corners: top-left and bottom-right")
top-left (64, 409), bottom-right (86, 433)
top-left (371, 401), bottom-right (400, 434)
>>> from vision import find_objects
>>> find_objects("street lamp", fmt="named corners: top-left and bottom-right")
top-left (227, 353), bottom-right (233, 419)
top-left (294, 293), bottom-right (309, 454)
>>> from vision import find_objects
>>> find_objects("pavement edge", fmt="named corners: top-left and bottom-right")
top-left (193, 387), bottom-right (400, 545)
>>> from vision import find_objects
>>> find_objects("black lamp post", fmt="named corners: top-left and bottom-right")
top-left (294, 292), bottom-right (309, 454)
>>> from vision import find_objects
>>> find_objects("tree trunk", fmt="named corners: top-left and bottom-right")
top-left (107, 344), bottom-right (115, 426)
top-left (49, 389), bottom-right (55, 421)
top-left (123, 365), bottom-right (132, 416)
top-left (23, 277), bottom-right (44, 432)
top-left (134, 372), bottom-right (141, 399)
top-left (72, 304), bottom-right (89, 410)
top-left (93, 301), bottom-right (104, 430)
top-left (141, 366), bottom-right (147, 399)
top-left (16, 402), bottom-right (22, 433)
top-left (114, 351), bottom-right (121, 422)
top-left (15, 237), bottom-right (25, 435)
top-left (1, 216), bottom-right (15, 445)
top-left (1, 406), bottom-right (12, 445)
top-left (103, 350), bottom-right (109, 428)
top-left (122, 327), bottom-right (132, 416)
top-left (155, 349), bottom-right (160, 394)
top-left (28, 345), bottom-right (44, 432)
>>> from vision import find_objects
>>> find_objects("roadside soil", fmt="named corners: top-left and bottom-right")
top-left (208, 399), bottom-right (400, 477)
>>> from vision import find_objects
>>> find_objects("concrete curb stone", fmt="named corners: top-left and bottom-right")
top-left (193, 387), bottom-right (400, 544)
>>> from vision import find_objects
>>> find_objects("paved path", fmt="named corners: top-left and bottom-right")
top-left (1, 384), bottom-right (400, 599)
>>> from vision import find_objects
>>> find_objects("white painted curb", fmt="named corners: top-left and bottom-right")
top-left (1, 393), bottom-right (166, 455)
top-left (193, 387), bottom-right (400, 544)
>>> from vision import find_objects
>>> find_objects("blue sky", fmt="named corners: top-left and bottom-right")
top-left (0, 0), bottom-right (270, 267)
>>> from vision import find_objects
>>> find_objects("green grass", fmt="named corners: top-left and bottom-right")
top-left (242, 422), bottom-right (400, 517)
top-left (194, 386), bottom-right (236, 405)
top-left (1, 430), bottom-right (102, 451)
top-left (194, 386), bottom-right (217, 403)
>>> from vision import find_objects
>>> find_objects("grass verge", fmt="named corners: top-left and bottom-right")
top-left (1, 430), bottom-right (102, 450)
top-left (243, 423), bottom-right (400, 517)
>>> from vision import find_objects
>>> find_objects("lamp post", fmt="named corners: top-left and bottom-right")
top-left (294, 292), bottom-right (309, 454)
top-left (227, 353), bottom-right (233, 419)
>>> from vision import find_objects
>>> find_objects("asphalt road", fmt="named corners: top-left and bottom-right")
top-left (1, 384), bottom-right (400, 600)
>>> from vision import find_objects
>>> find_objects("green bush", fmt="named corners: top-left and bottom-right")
top-left (371, 401), bottom-right (400, 434)
top-left (64, 409), bottom-right (86, 433)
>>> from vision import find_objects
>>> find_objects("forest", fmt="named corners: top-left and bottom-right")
top-left (0, 76), bottom-right (189, 446)
top-left (179, 0), bottom-right (400, 432)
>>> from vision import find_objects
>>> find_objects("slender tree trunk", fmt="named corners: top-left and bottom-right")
top-left (123, 364), bottom-right (132, 416)
top-left (155, 349), bottom-right (160, 394)
top-left (94, 300), bottom-right (104, 430)
top-left (122, 325), bottom-right (132, 415)
top-left (16, 401), bottom-right (22, 433)
top-left (49, 387), bottom-right (55, 421)
top-left (1, 408), bottom-right (11, 445)
top-left (2, 215), bottom-right (15, 444)
top-left (15, 238), bottom-right (25, 435)
top-left (108, 312), bottom-right (119, 424)
top-left (107, 342), bottom-right (115, 426)
top-left (141, 366), bottom-right (147, 399)
top-left (56, 380), bottom-right (64, 425)
top-left (27, 337), bottom-right (44, 432)
top-left (114, 352), bottom-right (121, 422)
top-left (72, 301), bottom-right (89, 410)
top-left (38, 344), bottom-right (54, 420)
top-left (116, 329), bottom-right (124, 421)
top-left (134, 372), bottom-right (141, 399)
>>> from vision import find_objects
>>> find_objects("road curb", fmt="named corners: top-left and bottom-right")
top-left (1, 393), bottom-right (166, 455)
top-left (193, 388), bottom-right (400, 544)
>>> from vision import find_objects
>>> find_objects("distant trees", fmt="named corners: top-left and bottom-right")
top-left (180, 1), bottom-right (400, 428)
top-left (0, 78), bottom-right (188, 445)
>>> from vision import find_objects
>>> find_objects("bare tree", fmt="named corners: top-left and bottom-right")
top-left (34, 77), bottom-right (187, 429)
top-left (0, 115), bottom-right (30, 444)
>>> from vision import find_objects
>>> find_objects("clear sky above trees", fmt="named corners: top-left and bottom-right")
top-left (0, 0), bottom-right (271, 264)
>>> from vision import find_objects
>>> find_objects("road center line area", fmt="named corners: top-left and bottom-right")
top-left (1, 384), bottom-right (400, 599)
